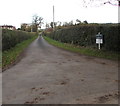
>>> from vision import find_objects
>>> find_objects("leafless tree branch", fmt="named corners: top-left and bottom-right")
top-left (82, 0), bottom-right (119, 7)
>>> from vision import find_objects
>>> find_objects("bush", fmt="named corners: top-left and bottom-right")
top-left (2, 29), bottom-right (36, 51)
top-left (46, 24), bottom-right (119, 52)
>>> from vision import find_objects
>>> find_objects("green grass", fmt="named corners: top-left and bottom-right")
top-left (43, 36), bottom-right (119, 61)
top-left (2, 35), bottom-right (38, 69)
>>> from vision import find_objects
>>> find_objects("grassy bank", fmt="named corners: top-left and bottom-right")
top-left (2, 35), bottom-right (38, 69)
top-left (43, 36), bottom-right (119, 61)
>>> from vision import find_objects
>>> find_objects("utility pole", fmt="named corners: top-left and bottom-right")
top-left (53, 5), bottom-right (55, 31)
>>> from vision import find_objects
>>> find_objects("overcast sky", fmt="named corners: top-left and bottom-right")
top-left (0, 0), bottom-right (118, 28)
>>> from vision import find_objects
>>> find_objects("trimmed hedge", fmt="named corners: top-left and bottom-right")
top-left (2, 29), bottom-right (36, 51)
top-left (45, 24), bottom-right (119, 51)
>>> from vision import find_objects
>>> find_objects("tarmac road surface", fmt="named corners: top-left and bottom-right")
top-left (2, 36), bottom-right (118, 104)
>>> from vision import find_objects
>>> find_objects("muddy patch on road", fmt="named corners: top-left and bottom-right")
top-left (31, 87), bottom-right (44, 92)
top-left (55, 80), bottom-right (68, 85)
top-left (54, 77), bottom-right (70, 86)
top-left (24, 97), bottom-right (45, 104)
top-left (25, 87), bottom-right (55, 104)
top-left (94, 91), bottom-right (119, 104)
top-left (60, 81), bottom-right (67, 85)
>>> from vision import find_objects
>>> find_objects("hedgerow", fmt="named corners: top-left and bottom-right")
top-left (2, 29), bottom-right (36, 51)
top-left (45, 24), bottom-right (119, 51)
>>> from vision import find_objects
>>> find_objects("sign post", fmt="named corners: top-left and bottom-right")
top-left (96, 32), bottom-right (103, 50)
top-left (98, 43), bottom-right (100, 50)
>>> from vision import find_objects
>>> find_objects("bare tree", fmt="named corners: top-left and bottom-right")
top-left (45, 23), bottom-right (50, 29)
top-left (76, 19), bottom-right (81, 25)
top-left (82, 0), bottom-right (119, 7)
top-left (32, 15), bottom-right (43, 32)
top-left (57, 21), bottom-right (62, 27)
top-left (69, 20), bottom-right (74, 26)
top-left (83, 20), bottom-right (88, 24)
top-left (50, 22), bottom-right (57, 28)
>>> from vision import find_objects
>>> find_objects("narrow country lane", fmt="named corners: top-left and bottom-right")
top-left (3, 36), bottom-right (118, 104)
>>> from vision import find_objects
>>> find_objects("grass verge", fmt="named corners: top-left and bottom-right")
top-left (2, 35), bottom-right (38, 69)
top-left (43, 36), bottom-right (119, 61)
